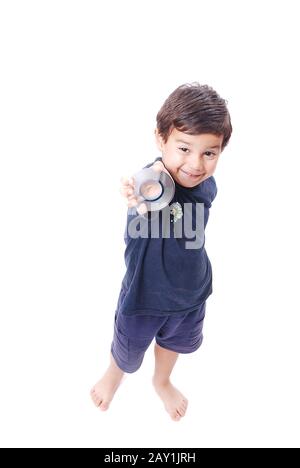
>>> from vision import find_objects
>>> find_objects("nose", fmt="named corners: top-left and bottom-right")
top-left (188, 155), bottom-right (205, 173)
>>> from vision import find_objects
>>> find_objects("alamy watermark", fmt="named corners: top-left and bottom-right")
top-left (125, 202), bottom-right (205, 250)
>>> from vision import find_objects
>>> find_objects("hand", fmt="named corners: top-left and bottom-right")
top-left (119, 160), bottom-right (171, 216)
top-left (119, 175), bottom-right (148, 215)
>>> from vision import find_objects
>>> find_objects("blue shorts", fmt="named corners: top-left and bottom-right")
top-left (111, 289), bottom-right (206, 373)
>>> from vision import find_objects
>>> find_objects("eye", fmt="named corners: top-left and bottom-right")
top-left (204, 151), bottom-right (216, 158)
top-left (179, 147), bottom-right (189, 153)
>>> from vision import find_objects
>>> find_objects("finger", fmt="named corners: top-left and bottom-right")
top-left (137, 202), bottom-right (148, 215)
top-left (120, 186), bottom-right (134, 197)
top-left (127, 194), bottom-right (145, 207)
top-left (154, 161), bottom-right (172, 177)
top-left (127, 197), bottom-right (139, 207)
top-left (120, 176), bottom-right (135, 188)
top-left (152, 161), bottom-right (164, 173)
top-left (120, 176), bottom-right (129, 185)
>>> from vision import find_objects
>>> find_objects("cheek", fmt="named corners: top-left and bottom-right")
top-left (164, 151), bottom-right (184, 170)
top-left (205, 159), bottom-right (218, 173)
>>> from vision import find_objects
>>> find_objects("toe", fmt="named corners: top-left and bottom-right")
top-left (171, 411), bottom-right (181, 421)
top-left (90, 390), bottom-right (101, 406)
top-left (99, 401), bottom-right (109, 411)
top-left (177, 405), bottom-right (186, 417)
top-left (93, 395), bottom-right (101, 406)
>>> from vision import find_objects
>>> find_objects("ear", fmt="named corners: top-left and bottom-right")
top-left (154, 128), bottom-right (164, 152)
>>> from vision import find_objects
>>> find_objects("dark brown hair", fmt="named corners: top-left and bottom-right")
top-left (156, 82), bottom-right (232, 151)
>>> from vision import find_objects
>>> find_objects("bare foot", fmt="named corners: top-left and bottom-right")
top-left (152, 378), bottom-right (188, 421)
top-left (90, 357), bottom-right (124, 411)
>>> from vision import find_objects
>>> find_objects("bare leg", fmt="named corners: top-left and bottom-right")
top-left (152, 343), bottom-right (188, 421)
top-left (90, 352), bottom-right (125, 411)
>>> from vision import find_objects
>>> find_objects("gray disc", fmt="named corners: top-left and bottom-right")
top-left (133, 166), bottom-right (175, 212)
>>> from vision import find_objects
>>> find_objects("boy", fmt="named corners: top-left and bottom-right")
top-left (91, 82), bottom-right (232, 421)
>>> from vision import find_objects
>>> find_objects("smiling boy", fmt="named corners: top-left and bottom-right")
top-left (91, 82), bottom-right (232, 421)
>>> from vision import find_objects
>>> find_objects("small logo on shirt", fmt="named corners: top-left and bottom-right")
top-left (170, 202), bottom-right (183, 223)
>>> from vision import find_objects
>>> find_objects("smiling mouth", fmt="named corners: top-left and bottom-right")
top-left (180, 169), bottom-right (204, 178)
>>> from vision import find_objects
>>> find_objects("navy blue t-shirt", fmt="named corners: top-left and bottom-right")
top-left (117, 156), bottom-right (218, 316)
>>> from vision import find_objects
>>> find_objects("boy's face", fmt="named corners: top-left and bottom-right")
top-left (155, 127), bottom-right (223, 188)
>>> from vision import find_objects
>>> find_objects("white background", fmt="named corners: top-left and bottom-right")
top-left (1, 0), bottom-right (300, 448)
